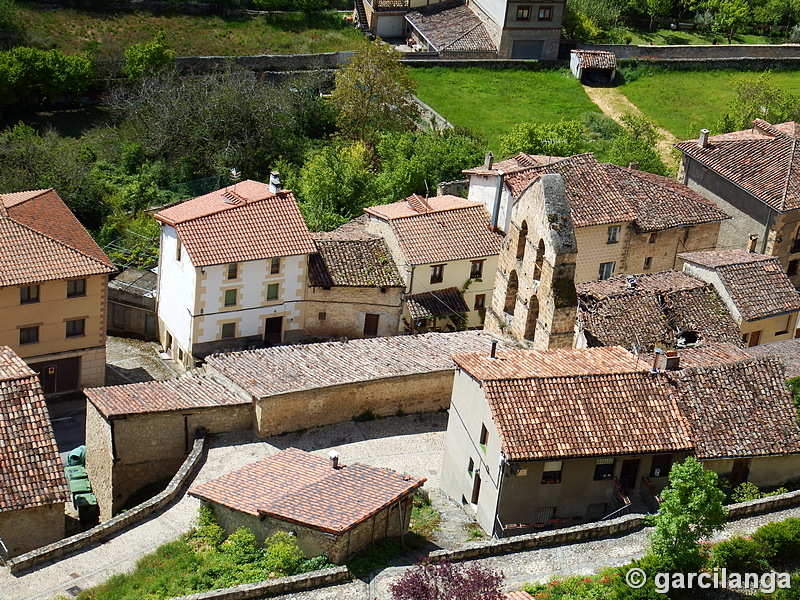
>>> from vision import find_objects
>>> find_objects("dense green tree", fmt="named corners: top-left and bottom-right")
top-left (499, 120), bottom-right (586, 158)
top-left (123, 30), bottom-right (176, 82)
top-left (650, 456), bottom-right (727, 571)
top-left (607, 113), bottom-right (668, 176)
top-left (330, 40), bottom-right (420, 143)
top-left (717, 71), bottom-right (800, 131)
top-left (0, 0), bottom-right (21, 49)
top-left (711, 0), bottom-right (750, 42)
top-left (643, 0), bottom-right (674, 30)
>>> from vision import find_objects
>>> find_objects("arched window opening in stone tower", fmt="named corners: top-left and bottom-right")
top-left (516, 221), bottom-right (528, 261)
top-left (504, 271), bottom-right (518, 315)
top-left (533, 239), bottom-right (545, 280)
top-left (524, 296), bottom-right (539, 342)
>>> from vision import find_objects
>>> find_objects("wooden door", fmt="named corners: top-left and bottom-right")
top-left (620, 459), bottom-right (640, 493)
top-left (730, 458), bottom-right (750, 488)
top-left (364, 313), bottom-right (379, 337)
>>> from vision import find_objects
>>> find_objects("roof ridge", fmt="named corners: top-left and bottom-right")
top-left (441, 21), bottom-right (482, 50)
top-left (8, 217), bottom-right (115, 272)
top-left (484, 369), bottom-right (653, 385)
top-left (780, 137), bottom-right (798, 211)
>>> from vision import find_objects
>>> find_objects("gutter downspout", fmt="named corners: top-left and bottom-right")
top-left (493, 454), bottom-right (507, 538)
top-left (491, 170), bottom-right (506, 232)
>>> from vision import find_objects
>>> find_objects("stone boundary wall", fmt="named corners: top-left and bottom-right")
top-left (414, 95), bottom-right (452, 131)
top-left (165, 567), bottom-right (351, 600)
top-left (6, 434), bottom-right (207, 574)
top-left (578, 43), bottom-right (800, 61)
top-left (726, 487), bottom-right (800, 519)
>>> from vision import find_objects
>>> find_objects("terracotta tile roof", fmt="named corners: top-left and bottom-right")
top-left (462, 153), bottom-right (566, 176)
top-left (154, 180), bottom-right (316, 267)
top-left (385, 206), bottom-right (501, 265)
top-left (675, 119), bottom-right (800, 212)
top-left (308, 238), bottom-right (404, 288)
top-left (681, 251), bottom-right (800, 321)
top-left (0, 189), bottom-right (116, 286)
top-left (572, 50), bottom-right (617, 69)
top-left (189, 447), bottom-right (425, 534)
top-left (578, 271), bottom-right (742, 351)
top-left (108, 267), bottom-right (158, 298)
top-left (206, 331), bottom-right (496, 398)
top-left (484, 372), bottom-right (693, 461)
top-left (657, 343), bottom-right (752, 371)
top-left (504, 154), bottom-right (728, 229)
top-left (406, 286), bottom-right (470, 319)
top-left (0, 346), bottom-right (69, 512)
top-left (746, 339), bottom-right (800, 378)
top-left (406, 2), bottom-right (496, 53)
top-left (453, 346), bottom-right (650, 381)
top-left (364, 195), bottom-right (479, 220)
top-left (85, 376), bottom-right (248, 418)
top-left (311, 214), bottom-right (375, 241)
top-left (506, 593), bottom-right (535, 600)
top-left (669, 358), bottom-right (800, 459)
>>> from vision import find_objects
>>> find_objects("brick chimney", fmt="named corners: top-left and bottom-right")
top-left (698, 129), bottom-right (710, 148)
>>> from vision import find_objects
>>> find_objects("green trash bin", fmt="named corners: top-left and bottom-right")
top-left (65, 465), bottom-right (88, 480)
top-left (68, 477), bottom-right (92, 498)
top-left (67, 445), bottom-right (86, 466)
top-left (74, 493), bottom-right (99, 524)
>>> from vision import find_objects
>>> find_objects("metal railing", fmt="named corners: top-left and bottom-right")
top-left (640, 475), bottom-right (663, 513)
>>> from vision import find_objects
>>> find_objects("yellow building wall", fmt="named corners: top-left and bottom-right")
top-left (573, 224), bottom-right (628, 284)
top-left (740, 313), bottom-right (798, 346)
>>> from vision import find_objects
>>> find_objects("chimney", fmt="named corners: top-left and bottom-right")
top-left (664, 350), bottom-right (680, 371)
top-left (628, 161), bottom-right (639, 170)
top-left (651, 347), bottom-right (665, 373)
top-left (626, 275), bottom-right (637, 291)
top-left (483, 151), bottom-right (493, 170)
top-left (748, 234), bottom-right (759, 252)
top-left (490, 170), bottom-right (505, 231)
top-left (269, 171), bottom-right (282, 194)
top-left (490, 339), bottom-right (498, 359)
top-left (328, 450), bottom-right (340, 469)
top-left (698, 128), bottom-right (710, 148)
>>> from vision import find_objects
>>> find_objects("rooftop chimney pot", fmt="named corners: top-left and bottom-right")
top-left (269, 171), bottom-right (282, 194)
top-left (328, 450), bottom-right (340, 469)
top-left (748, 234), bottom-right (759, 253)
top-left (490, 340), bottom-right (498, 359)
top-left (628, 161), bottom-right (639, 170)
top-left (699, 128), bottom-right (710, 148)
top-left (484, 152), bottom-right (493, 170)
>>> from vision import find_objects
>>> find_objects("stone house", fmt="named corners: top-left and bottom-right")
top-left (154, 177), bottom-right (317, 367)
top-left (189, 447), bottom-right (424, 563)
top-left (679, 250), bottom-right (800, 347)
top-left (465, 153), bottom-right (730, 284)
top-left (0, 189), bottom-right (116, 393)
top-left (0, 346), bottom-right (69, 557)
top-left (441, 345), bottom-right (800, 536)
top-left (107, 268), bottom-right (158, 340)
top-left (305, 229), bottom-right (405, 340)
top-left (576, 270), bottom-right (742, 352)
top-left (675, 120), bottom-right (800, 286)
top-left (363, 195), bottom-right (502, 332)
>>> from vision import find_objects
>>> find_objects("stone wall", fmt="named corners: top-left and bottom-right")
top-left (0, 503), bottom-right (65, 558)
top-left (578, 43), bottom-right (800, 61)
top-left (7, 434), bottom-right (206, 574)
top-left (303, 285), bottom-right (403, 339)
top-left (254, 370), bottom-right (455, 436)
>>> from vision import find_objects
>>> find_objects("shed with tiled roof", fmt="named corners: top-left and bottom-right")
top-left (189, 447), bottom-right (424, 563)
top-left (0, 346), bottom-right (70, 557)
top-left (570, 50), bottom-right (617, 83)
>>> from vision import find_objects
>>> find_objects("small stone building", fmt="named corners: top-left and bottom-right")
top-left (189, 447), bottom-right (425, 563)
top-left (570, 50), bottom-right (616, 83)
top-left (0, 346), bottom-right (69, 557)
top-left (108, 268), bottom-right (158, 340)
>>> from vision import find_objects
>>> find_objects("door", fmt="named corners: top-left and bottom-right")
top-left (747, 330), bottom-right (761, 347)
top-left (29, 357), bottom-right (81, 395)
top-left (375, 14), bottom-right (405, 37)
top-left (730, 458), bottom-right (750, 488)
top-left (264, 316), bottom-right (283, 345)
top-left (619, 459), bottom-right (640, 493)
top-left (511, 39), bottom-right (545, 59)
top-left (364, 313), bottom-right (379, 337)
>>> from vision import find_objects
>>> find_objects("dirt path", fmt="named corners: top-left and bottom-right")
top-left (583, 84), bottom-right (679, 173)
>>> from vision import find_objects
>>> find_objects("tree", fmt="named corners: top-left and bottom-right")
top-left (499, 120), bottom-right (586, 158)
top-left (716, 72), bottom-right (800, 132)
top-left (607, 113), bottom-right (668, 176)
top-left (123, 30), bottom-right (176, 82)
top-left (330, 40), bottom-right (420, 143)
top-left (0, 0), bottom-right (21, 49)
top-left (650, 456), bottom-right (727, 572)
top-left (711, 0), bottom-right (750, 43)
top-left (643, 0), bottom-right (674, 31)
top-left (390, 559), bottom-right (505, 600)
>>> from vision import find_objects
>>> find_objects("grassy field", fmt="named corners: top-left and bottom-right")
top-left (15, 4), bottom-right (367, 59)
top-left (612, 26), bottom-right (774, 45)
top-left (619, 68), bottom-right (800, 139)
top-left (412, 67), bottom-right (601, 153)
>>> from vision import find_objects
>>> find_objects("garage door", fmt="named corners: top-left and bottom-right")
top-left (376, 15), bottom-right (406, 38)
top-left (511, 40), bottom-right (544, 59)
top-left (29, 356), bottom-right (81, 395)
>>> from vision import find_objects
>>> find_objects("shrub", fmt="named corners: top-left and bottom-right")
top-left (222, 527), bottom-right (262, 565)
top-left (731, 482), bottom-right (788, 503)
top-left (123, 30), bottom-right (175, 82)
top-left (390, 559), bottom-right (504, 600)
top-left (192, 505), bottom-right (225, 549)
top-left (710, 536), bottom-right (772, 572)
top-left (752, 518), bottom-right (800, 565)
top-left (263, 532), bottom-right (304, 576)
top-left (297, 555), bottom-right (334, 573)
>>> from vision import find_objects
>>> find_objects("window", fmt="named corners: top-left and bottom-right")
top-left (541, 460), bottom-right (563, 484)
top-left (516, 5), bottom-right (531, 19)
top-left (430, 264), bottom-right (444, 284)
top-left (20, 285), bottom-right (39, 304)
top-left (67, 279), bottom-right (86, 298)
top-left (227, 263), bottom-right (238, 280)
top-left (470, 260), bottom-right (485, 279)
top-left (270, 257), bottom-right (281, 275)
top-left (364, 313), bottom-right (379, 336)
top-left (266, 283), bottom-right (279, 301)
top-left (175, 238), bottom-right (182, 261)
top-left (467, 457), bottom-right (474, 474)
top-left (221, 322), bottom-right (236, 339)
top-left (224, 289), bottom-right (237, 307)
top-left (607, 225), bottom-right (620, 244)
top-left (648, 232), bottom-right (657, 244)
top-left (593, 458), bottom-right (615, 480)
top-left (479, 424), bottom-right (488, 453)
top-left (318, 312), bottom-right (327, 320)
top-left (643, 256), bottom-right (653, 271)
top-left (538, 5), bottom-right (553, 20)
top-left (650, 454), bottom-right (673, 478)
top-left (599, 261), bottom-right (615, 280)
top-left (788, 259), bottom-right (799, 276)
top-left (474, 294), bottom-right (486, 310)
top-left (777, 315), bottom-right (792, 336)
top-left (66, 319), bottom-right (85, 338)
top-left (20, 326), bottom-right (39, 345)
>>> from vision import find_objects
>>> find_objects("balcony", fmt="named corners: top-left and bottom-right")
top-left (367, 0), bottom-right (410, 10)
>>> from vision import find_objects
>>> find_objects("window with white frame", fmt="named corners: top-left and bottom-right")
top-left (599, 261), bottom-right (615, 280)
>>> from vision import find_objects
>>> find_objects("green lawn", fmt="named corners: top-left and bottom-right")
top-left (412, 67), bottom-right (602, 154)
top-left (611, 25), bottom-right (775, 46)
top-left (619, 69), bottom-right (800, 139)
top-left (16, 4), bottom-right (367, 59)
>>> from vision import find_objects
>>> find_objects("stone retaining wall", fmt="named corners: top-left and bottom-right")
top-left (6, 433), bottom-right (207, 574)
top-left (165, 567), bottom-right (351, 600)
top-left (727, 487), bottom-right (800, 519)
top-left (578, 43), bottom-right (800, 60)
